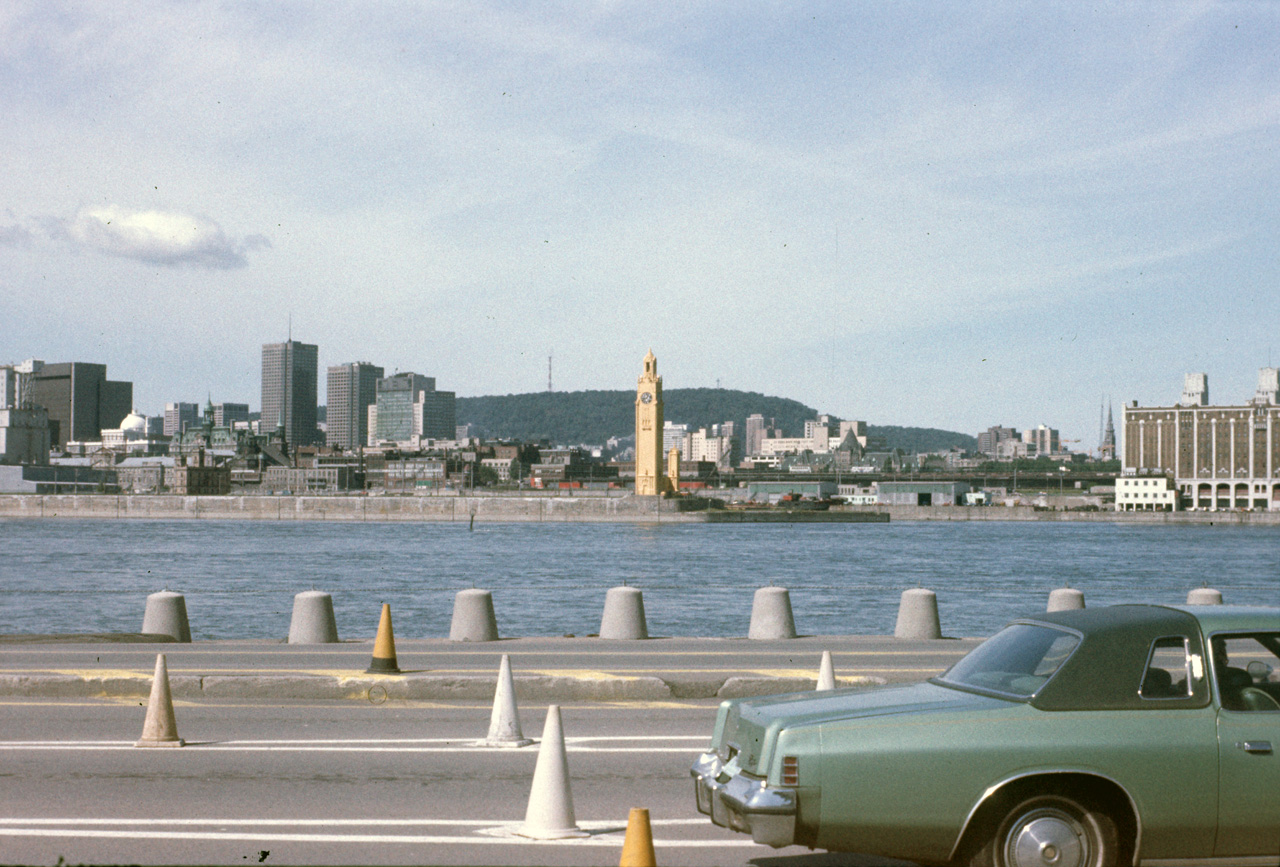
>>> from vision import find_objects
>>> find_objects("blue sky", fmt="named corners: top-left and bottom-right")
top-left (3, 2), bottom-right (1278, 449)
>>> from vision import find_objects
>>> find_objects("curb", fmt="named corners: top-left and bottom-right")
top-left (0, 673), bottom-right (887, 702)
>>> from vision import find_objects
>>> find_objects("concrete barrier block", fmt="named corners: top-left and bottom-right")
top-left (1187, 587), bottom-right (1224, 605)
top-left (894, 588), bottom-right (942, 639)
top-left (748, 587), bottom-right (797, 639)
top-left (599, 586), bottom-right (649, 640)
top-left (141, 591), bottom-right (191, 642)
top-left (450, 589), bottom-right (500, 642)
top-left (1047, 587), bottom-right (1085, 611)
top-left (288, 590), bottom-right (340, 644)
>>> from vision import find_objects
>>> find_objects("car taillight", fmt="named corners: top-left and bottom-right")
top-left (782, 755), bottom-right (799, 786)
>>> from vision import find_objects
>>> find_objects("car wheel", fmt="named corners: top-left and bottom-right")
top-left (987, 795), bottom-right (1118, 867)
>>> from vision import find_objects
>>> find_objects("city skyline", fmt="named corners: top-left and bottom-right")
top-left (3, 4), bottom-right (1278, 448)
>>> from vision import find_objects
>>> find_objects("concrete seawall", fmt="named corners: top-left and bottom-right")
top-left (1, 493), bottom-right (1278, 524)
top-left (840, 504), bottom-right (1280, 525)
top-left (0, 493), bottom-right (704, 523)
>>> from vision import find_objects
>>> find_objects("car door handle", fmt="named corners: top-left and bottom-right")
top-left (1237, 741), bottom-right (1273, 754)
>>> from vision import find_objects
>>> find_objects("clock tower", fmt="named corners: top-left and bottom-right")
top-left (634, 349), bottom-right (667, 496)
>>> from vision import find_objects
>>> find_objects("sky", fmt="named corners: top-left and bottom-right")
top-left (3, 2), bottom-right (1278, 450)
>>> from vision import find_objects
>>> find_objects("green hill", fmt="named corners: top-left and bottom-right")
top-left (456, 389), bottom-right (976, 453)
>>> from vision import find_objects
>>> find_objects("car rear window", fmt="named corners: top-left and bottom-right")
top-left (936, 624), bottom-right (1080, 699)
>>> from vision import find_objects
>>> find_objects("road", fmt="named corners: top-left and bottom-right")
top-left (0, 695), bottom-right (914, 867)
top-left (0, 636), bottom-right (973, 865)
top-left (0, 635), bottom-right (978, 700)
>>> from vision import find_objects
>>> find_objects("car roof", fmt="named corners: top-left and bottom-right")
top-left (1163, 603), bottom-right (1280, 635)
top-left (1017, 604), bottom-right (1209, 711)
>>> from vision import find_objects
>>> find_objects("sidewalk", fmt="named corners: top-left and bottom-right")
top-left (0, 634), bottom-right (979, 702)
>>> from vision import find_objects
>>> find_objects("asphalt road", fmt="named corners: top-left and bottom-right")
top-left (0, 695), bottom-right (912, 867)
top-left (0, 637), bottom-right (973, 865)
top-left (0, 635), bottom-right (979, 700)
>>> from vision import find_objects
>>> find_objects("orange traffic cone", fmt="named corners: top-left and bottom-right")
top-left (367, 603), bottom-right (400, 673)
top-left (619, 807), bottom-right (656, 866)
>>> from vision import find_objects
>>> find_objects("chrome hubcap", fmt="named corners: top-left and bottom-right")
top-left (1005, 808), bottom-right (1090, 867)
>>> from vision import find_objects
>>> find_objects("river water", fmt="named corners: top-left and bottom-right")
top-left (1, 519), bottom-right (1277, 640)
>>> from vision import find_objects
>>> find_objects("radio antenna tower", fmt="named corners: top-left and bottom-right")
top-left (547, 354), bottom-right (553, 392)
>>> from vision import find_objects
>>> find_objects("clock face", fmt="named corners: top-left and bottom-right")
top-left (640, 391), bottom-right (653, 404)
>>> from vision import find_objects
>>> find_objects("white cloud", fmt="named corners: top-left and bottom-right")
top-left (63, 205), bottom-right (269, 269)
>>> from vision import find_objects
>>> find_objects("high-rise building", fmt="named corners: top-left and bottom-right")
top-left (27, 361), bottom-right (132, 448)
top-left (212, 402), bottom-right (250, 428)
top-left (261, 340), bottom-right (320, 448)
top-left (372, 372), bottom-right (456, 445)
top-left (745, 414), bottom-right (767, 456)
top-left (0, 368), bottom-right (16, 410)
top-left (977, 426), bottom-right (1019, 456)
top-left (326, 362), bottom-right (383, 449)
top-left (164, 402), bottom-right (199, 437)
top-left (662, 421), bottom-right (689, 456)
top-left (1023, 425), bottom-right (1060, 456)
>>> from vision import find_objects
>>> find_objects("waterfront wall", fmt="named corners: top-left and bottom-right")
top-left (3, 493), bottom-right (1280, 524)
top-left (0, 493), bottom-right (706, 523)
top-left (845, 504), bottom-right (1280, 525)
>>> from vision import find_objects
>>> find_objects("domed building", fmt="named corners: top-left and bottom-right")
top-left (100, 409), bottom-right (167, 453)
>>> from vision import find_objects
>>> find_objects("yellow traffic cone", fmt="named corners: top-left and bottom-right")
top-left (619, 807), bottom-right (656, 866)
top-left (136, 653), bottom-right (184, 747)
top-left (367, 603), bottom-right (400, 673)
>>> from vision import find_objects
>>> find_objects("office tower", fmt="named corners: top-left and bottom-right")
top-left (261, 340), bottom-right (320, 448)
top-left (419, 387), bottom-right (456, 440)
top-left (1022, 425), bottom-right (1060, 456)
top-left (212, 402), bottom-right (251, 428)
top-left (662, 421), bottom-right (689, 456)
top-left (372, 372), bottom-right (456, 444)
top-left (326, 362), bottom-right (383, 449)
top-left (745, 414), bottom-right (766, 456)
top-left (0, 367), bottom-right (15, 410)
top-left (164, 402), bottom-right (199, 437)
top-left (27, 362), bottom-right (132, 447)
top-left (977, 426), bottom-right (1019, 455)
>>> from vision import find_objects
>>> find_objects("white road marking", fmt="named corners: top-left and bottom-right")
top-left (0, 818), bottom-right (754, 848)
top-left (0, 735), bottom-right (706, 753)
top-left (0, 819), bottom-right (709, 826)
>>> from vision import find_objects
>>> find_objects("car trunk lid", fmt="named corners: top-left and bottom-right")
top-left (721, 682), bottom-right (1003, 774)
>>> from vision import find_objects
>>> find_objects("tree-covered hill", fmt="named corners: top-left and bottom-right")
top-left (456, 389), bottom-right (976, 453)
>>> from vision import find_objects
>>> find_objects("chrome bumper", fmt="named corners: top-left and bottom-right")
top-left (691, 751), bottom-right (797, 848)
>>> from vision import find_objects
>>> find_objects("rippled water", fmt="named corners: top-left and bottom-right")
top-left (1, 519), bottom-right (1278, 640)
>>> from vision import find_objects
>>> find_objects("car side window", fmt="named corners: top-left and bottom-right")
top-left (1141, 636), bottom-right (1195, 700)
top-left (1212, 633), bottom-right (1280, 712)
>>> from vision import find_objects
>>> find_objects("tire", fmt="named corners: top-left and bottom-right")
top-left (973, 795), bottom-right (1119, 867)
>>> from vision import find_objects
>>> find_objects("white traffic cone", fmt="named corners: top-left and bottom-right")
top-left (484, 655), bottom-right (533, 747)
top-left (136, 653), bottom-right (184, 747)
top-left (517, 705), bottom-right (587, 838)
top-left (816, 651), bottom-right (836, 691)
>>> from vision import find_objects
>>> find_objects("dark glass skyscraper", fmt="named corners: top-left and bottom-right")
top-left (261, 340), bottom-right (319, 448)
top-left (27, 362), bottom-right (132, 448)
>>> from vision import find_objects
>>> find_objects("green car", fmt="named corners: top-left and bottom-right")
top-left (691, 604), bottom-right (1280, 867)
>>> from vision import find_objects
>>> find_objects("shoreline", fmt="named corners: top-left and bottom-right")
top-left (2, 493), bottom-right (1280, 525)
